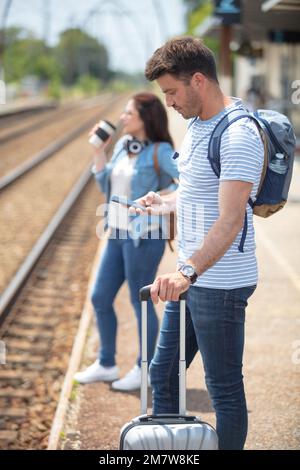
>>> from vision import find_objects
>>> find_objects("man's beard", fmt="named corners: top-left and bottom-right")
top-left (181, 88), bottom-right (201, 119)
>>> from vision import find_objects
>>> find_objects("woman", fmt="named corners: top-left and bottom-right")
top-left (75, 92), bottom-right (178, 391)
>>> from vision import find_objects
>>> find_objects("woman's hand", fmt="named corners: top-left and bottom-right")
top-left (89, 123), bottom-right (100, 137)
top-left (89, 124), bottom-right (113, 151)
top-left (89, 123), bottom-right (113, 172)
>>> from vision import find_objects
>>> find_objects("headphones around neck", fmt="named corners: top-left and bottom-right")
top-left (123, 137), bottom-right (150, 155)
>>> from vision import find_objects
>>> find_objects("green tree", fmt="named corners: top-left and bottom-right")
top-left (3, 27), bottom-right (58, 82)
top-left (183, 1), bottom-right (219, 60)
top-left (55, 28), bottom-right (109, 86)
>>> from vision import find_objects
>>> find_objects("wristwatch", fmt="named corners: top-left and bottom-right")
top-left (178, 264), bottom-right (198, 284)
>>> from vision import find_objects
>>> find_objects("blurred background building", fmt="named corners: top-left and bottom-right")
top-left (193, 0), bottom-right (300, 139)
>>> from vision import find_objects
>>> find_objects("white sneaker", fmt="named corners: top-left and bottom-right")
top-left (74, 360), bottom-right (119, 384)
top-left (112, 365), bottom-right (150, 391)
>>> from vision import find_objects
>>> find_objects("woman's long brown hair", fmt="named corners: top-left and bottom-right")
top-left (132, 92), bottom-right (174, 146)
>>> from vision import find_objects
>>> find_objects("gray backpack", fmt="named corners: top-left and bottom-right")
top-left (206, 107), bottom-right (296, 252)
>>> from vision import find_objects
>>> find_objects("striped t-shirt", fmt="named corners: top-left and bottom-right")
top-left (177, 98), bottom-right (264, 289)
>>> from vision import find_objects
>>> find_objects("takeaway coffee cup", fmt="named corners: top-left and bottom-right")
top-left (89, 120), bottom-right (116, 148)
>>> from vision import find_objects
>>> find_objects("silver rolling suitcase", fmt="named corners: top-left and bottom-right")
top-left (119, 285), bottom-right (218, 450)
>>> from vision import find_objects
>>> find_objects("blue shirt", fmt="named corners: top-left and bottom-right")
top-left (94, 135), bottom-right (179, 243)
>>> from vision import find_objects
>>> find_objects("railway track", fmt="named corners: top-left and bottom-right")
top-left (0, 94), bottom-right (127, 295)
top-left (0, 93), bottom-right (128, 448)
top-left (0, 178), bottom-right (104, 449)
top-left (0, 95), bottom-right (111, 145)
top-left (0, 101), bottom-right (58, 124)
top-left (0, 96), bottom-right (121, 191)
top-left (0, 94), bottom-right (116, 180)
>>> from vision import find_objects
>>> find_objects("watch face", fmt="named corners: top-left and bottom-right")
top-left (182, 265), bottom-right (195, 276)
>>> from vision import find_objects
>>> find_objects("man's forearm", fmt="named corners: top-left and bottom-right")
top-left (187, 215), bottom-right (244, 276)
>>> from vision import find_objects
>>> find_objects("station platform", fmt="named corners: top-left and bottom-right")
top-left (0, 96), bottom-right (58, 117)
top-left (52, 107), bottom-right (300, 451)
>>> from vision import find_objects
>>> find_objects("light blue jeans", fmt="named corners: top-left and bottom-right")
top-left (91, 230), bottom-right (165, 368)
top-left (149, 284), bottom-right (256, 450)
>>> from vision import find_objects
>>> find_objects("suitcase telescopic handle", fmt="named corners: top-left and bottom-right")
top-left (139, 284), bottom-right (188, 416)
top-left (139, 285), bottom-right (188, 301)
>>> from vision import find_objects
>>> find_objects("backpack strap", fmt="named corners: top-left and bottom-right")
top-left (153, 143), bottom-right (160, 176)
top-left (152, 143), bottom-right (175, 252)
top-left (207, 108), bottom-right (251, 177)
top-left (207, 107), bottom-right (266, 253)
top-left (251, 119), bottom-right (268, 198)
top-left (238, 121), bottom-right (267, 250)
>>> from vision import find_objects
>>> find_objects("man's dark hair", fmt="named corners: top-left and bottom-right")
top-left (145, 36), bottom-right (219, 84)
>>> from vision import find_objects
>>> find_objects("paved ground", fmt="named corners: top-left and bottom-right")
top-left (61, 108), bottom-right (300, 450)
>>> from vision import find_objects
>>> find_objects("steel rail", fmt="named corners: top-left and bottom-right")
top-left (0, 94), bottom-right (111, 145)
top-left (0, 95), bottom-right (119, 191)
top-left (0, 164), bottom-right (93, 325)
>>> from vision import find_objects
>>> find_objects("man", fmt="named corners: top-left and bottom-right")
top-left (132, 36), bottom-right (264, 450)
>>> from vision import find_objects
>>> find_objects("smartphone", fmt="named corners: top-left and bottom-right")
top-left (110, 195), bottom-right (146, 211)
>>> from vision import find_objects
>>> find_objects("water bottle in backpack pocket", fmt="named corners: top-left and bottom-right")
top-left (255, 151), bottom-right (289, 210)
top-left (268, 153), bottom-right (289, 175)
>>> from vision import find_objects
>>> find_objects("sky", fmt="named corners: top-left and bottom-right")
top-left (3, 0), bottom-right (187, 73)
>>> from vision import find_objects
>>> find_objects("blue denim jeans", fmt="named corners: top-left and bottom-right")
top-left (91, 231), bottom-right (165, 368)
top-left (149, 284), bottom-right (256, 450)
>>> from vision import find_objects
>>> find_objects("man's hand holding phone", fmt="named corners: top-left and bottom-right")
top-left (129, 191), bottom-right (172, 216)
top-left (128, 192), bottom-right (164, 216)
top-left (110, 195), bottom-right (147, 211)
top-left (130, 191), bottom-right (177, 216)
top-left (111, 193), bottom-right (162, 215)
top-left (111, 190), bottom-right (177, 216)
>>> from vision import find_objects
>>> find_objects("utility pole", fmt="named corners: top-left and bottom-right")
top-left (214, 0), bottom-right (241, 95)
top-left (43, 0), bottom-right (51, 45)
top-left (219, 24), bottom-right (232, 94)
top-left (0, 0), bottom-right (13, 81)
